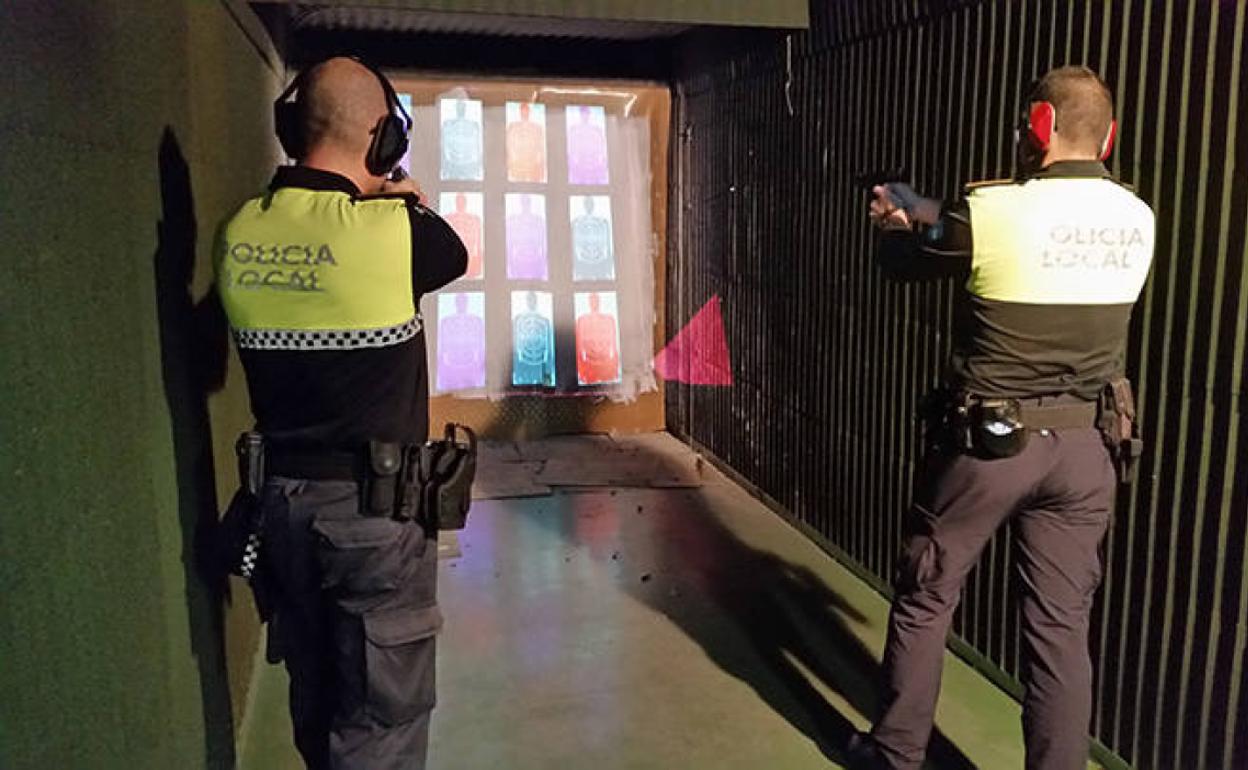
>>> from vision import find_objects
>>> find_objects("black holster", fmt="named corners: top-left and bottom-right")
top-left (217, 432), bottom-right (265, 579)
top-left (217, 431), bottom-right (274, 620)
top-left (1098, 377), bottom-right (1144, 484)
top-left (417, 424), bottom-right (478, 532)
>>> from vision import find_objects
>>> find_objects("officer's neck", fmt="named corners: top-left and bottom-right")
top-left (1043, 150), bottom-right (1100, 166)
top-left (1042, 132), bottom-right (1100, 167)
top-left (300, 147), bottom-right (382, 195)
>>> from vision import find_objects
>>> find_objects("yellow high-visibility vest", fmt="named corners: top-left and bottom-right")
top-left (966, 177), bottom-right (1154, 305)
top-left (215, 187), bottom-right (417, 350)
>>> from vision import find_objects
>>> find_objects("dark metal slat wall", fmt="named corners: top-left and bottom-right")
top-left (667, 2), bottom-right (1248, 767)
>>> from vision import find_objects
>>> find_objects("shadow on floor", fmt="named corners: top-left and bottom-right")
top-left (475, 422), bottom-right (974, 769)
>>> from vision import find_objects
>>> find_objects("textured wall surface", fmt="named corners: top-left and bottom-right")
top-left (666, 2), bottom-right (1247, 767)
top-left (0, 1), bottom-right (280, 766)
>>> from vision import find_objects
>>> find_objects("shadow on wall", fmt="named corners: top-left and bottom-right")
top-left (153, 127), bottom-right (236, 768)
top-left (473, 410), bottom-right (975, 768)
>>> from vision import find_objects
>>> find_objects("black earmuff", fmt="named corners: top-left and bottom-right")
top-left (363, 68), bottom-right (411, 176)
top-left (272, 58), bottom-right (411, 176)
top-left (273, 72), bottom-right (307, 160)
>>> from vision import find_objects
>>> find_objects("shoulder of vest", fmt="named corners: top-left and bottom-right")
top-left (356, 192), bottom-right (420, 206)
top-left (964, 178), bottom-right (1015, 194)
top-left (1030, 174), bottom-right (1140, 196)
top-left (220, 191), bottom-right (268, 226)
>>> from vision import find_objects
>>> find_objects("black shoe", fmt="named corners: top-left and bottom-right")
top-left (844, 731), bottom-right (893, 770)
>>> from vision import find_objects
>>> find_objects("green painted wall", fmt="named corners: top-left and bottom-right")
top-left (0, 1), bottom-right (280, 767)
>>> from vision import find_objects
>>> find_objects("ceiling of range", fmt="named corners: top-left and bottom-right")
top-left (250, 0), bottom-right (807, 40)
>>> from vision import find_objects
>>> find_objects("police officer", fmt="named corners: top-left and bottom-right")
top-left (215, 57), bottom-right (466, 769)
top-left (846, 66), bottom-right (1155, 770)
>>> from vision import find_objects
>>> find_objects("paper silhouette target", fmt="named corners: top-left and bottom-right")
top-left (505, 194), bottom-right (549, 280)
top-left (506, 102), bottom-right (547, 184)
top-left (566, 105), bottom-right (609, 185)
top-left (436, 292), bottom-right (486, 392)
top-left (440, 98), bottom-right (483, 181)
top-left (439, 192), bottom-right (484, 279)
top-left (511, 290), bottom-right (556, 387)
top-left (570, 195), bottom-right (615, 281)
top-left (574, 291), bottom-right (621, 385)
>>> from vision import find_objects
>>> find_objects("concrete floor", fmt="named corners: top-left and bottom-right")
top-left (238, 432), bottom-right (1049, 769)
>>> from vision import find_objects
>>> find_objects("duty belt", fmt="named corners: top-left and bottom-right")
top-left (267, 442), bottom-right (420, 520)
top-left (1013, 396), bottom-right (1099, 430)
top-left (260, 429), bottom-right (478, 529)
top-left (266, 446), bottom-right (372, 481)
top-left (947, 392), bottom-right (1099, 460)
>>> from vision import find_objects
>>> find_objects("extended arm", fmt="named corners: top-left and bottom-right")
top-left (869, 183), bottom-right (973, 263)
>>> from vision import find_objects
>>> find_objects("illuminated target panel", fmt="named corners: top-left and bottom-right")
top-left (436, 292), bottom-right (486, 392)
top-left (505, 102), bottom-right (547, 184)
top-left (566, 105), bottom-right (609, 185)
top-left (570, 195), bottom-right (615, 281)
top-left (505, 193), bottom-right (548, 280)
top-left (574, 291), bottom-right (621, 385)
top-left (511, 290), bottom-right (556, 387)
top-left (399, 78), bottom-right (661, 401)
top-left (439, 97), bottom-right (483, 181)
top-left (439, 192), bottom-right (484, 280)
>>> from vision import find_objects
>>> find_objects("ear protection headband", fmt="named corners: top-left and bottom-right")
top-left (274, 58), bottom-right (412, 176)
top-left (1022, 100), bottom-right (1117, 162)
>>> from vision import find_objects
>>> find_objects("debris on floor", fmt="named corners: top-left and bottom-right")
top-left (437, 531), bottom-right (463, 560)
top-left (471, 432), bottom-right (706, 500)
top-left (470, 461), bottom-right (551, 500)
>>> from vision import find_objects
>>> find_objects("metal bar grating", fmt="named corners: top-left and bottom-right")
top-left (667, 2), bottom-right (1248, 767)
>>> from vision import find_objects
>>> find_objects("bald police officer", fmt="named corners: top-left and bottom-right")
top-left (846, 66), bottom-right (1155, 770)
top-left (215, 58), bottom-right (466, 769)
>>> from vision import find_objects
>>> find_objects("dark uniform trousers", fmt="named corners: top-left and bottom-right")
top-left (872, 427), bottom-right (1116, 770)
top-left (261, 477), bottom-right (441, 770)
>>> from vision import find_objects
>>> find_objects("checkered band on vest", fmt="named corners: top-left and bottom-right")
top-left (233, 315), bottom-right (423, 351)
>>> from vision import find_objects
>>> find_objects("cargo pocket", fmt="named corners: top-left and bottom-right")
top-left (896, 503), bottom-right (944, 594)
top-left (362, 604), bottom-right (443, 726)
top-left (312, 517), bottom-right (426, 615)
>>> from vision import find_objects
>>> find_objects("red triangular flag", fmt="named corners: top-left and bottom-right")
top-left (653, 295), bottom-right (733, 385)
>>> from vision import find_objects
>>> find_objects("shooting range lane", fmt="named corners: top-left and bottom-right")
top-left (238, 434), bottom-right (1053, 769)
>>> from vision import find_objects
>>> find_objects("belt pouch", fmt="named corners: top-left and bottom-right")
top-left (367, 441), bottom-right (402, 516)
top-left (971, 398), bottom-right (1028, 458)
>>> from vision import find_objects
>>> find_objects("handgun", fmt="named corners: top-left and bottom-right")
top-left (236, 431), bottom-right (265, 498)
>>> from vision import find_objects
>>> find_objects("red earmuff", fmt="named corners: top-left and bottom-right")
top-left (1100, 119), bottom-right (1117, 161)
top-left (1028, 101), bottom-right (1056, 151)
